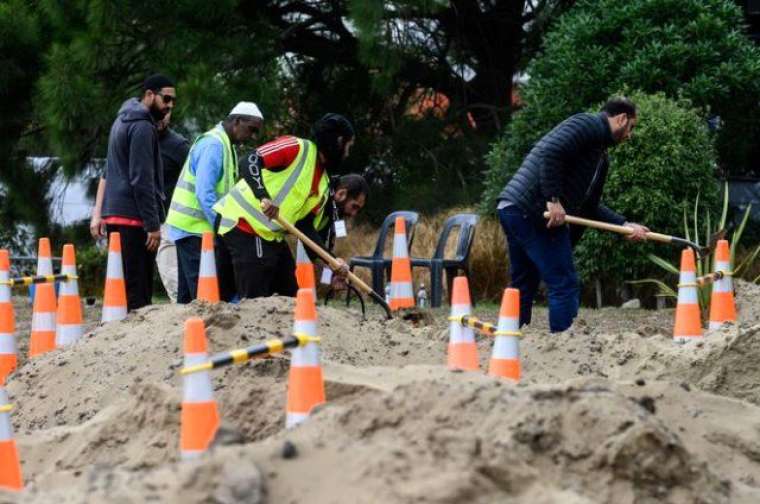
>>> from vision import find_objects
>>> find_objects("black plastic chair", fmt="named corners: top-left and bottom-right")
top-left (349, 211), bottom-right (419, 294)
top-left (411, 213), bottom-right (479, 308)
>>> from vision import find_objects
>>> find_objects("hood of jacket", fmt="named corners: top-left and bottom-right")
top-left (118, 97), bottom-right (155, 124)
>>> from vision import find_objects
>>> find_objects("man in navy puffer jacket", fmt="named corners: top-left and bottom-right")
top-left (497, 97), bottom-right (649, 332)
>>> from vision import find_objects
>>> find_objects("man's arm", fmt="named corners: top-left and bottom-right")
top-left (193, 140), bottom-right (225, 227)
top-left (90, 177), bottom-right (107, 238)
top-left (128, 123), bottom-right (161, 233)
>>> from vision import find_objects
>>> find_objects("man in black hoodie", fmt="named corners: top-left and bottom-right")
top-left (497, 97), bottom-right (648, 333)
top-left (101, 74), bottom-right (175, 311)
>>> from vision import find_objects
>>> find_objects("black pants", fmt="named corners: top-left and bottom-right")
top-left (215, 234), bottom-right (237, 302)
top-left (221, 227), bottom-right (298, 299)
top-left (106, 224), bottom-right (156, 311)
top-left (176, 235), bottom-right (201, 304)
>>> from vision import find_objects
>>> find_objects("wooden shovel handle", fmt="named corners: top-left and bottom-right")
top-left (542, 212), bottom-right (672, 244)
top-left (273, 215), bottom-right (375, 295)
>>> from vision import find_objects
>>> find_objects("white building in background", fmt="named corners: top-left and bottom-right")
top-left (28, 157), bottom-right (101, 226)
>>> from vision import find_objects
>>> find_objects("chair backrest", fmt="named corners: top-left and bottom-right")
top-left (432, 213), bottom-right (479, 262)
top-left (372, 211), bottom-right (420, 258)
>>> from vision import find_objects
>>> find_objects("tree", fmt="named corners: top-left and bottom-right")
top-left (32, 1), bottom-right (575, 215)
top-left (0, 1), bottom-right (55, 249)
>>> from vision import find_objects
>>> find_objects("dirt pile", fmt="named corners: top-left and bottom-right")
top-left (2, 281), bottom-right (760, 502)
top-left (16, 373), bottom-right (760, 503)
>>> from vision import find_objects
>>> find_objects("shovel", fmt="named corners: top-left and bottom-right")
top-left (543, 212), bottom-right (722, 258)
top-left (273, 215), bottom-right (393, 319)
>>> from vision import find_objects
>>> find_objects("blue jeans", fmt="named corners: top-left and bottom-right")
top-left (498, 206), bottom-right (579, 332)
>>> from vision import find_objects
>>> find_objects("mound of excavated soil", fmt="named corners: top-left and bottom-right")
top-left (2, 279), bottom-right (760, 502)
top-left (15, 373), bottom-right (760, 503)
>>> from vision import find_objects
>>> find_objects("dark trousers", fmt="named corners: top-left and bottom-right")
top-left (176, 235), bottom-right (201, 304)
top-left (498, 206), bottom-right (579, 332)
top-left (221, 227), bottom-right (298, 299)
top-left (106, 224), bottom-right (156, 312)
top-left (215, 234), bottom-right (237, 302)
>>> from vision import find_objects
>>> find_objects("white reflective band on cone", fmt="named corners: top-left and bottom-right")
top-left (183, 353), bottom-right (214, 402)
top-left (0, 334), bottom-right (16, 354)
top-left (493, 316), bottom-right (520, 358)
top-left (101, 306), bottom-right (128, 323)
top-left (712, 261), bottom-right (732, 293)
top-left (0, 388), bottom-right (13, 440)
top-left (59, 265), bottom-right (79, 296)
top-left (677, 271), bottom-right (698, 304)
top-left (31, 312), bottom-right (56, 331)
top-left (106, 252), bottom-right (124, 279)
top-left (390, 281), bottom-right (414, 300)
top-left (37, 257), bottom-right (53, 276)
top-left (286, 412), bottom-right (308, 428)
top-left (449, 304), bottom-right (474, 344)
top-left (199, 252), bottom-right (217, 276)
top-left (291, 343), bottom-right (320, 367)
top-left (392, 234), bottom-right (408, 257)
top-left (55, 324), bottom-right (82, 347)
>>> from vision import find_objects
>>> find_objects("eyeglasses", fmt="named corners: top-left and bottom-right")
top-left (156, 92), bottom-right (175, 105)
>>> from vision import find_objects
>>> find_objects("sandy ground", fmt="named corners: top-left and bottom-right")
top-left (1, 281), bottom-right (759, 503)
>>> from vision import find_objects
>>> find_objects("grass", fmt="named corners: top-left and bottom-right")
top-left (334, 207), bottom-right (508, 302)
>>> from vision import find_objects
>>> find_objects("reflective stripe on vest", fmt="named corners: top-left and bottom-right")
top-left (165, 126), bottom-right (237, 233)
top-left (214, 139), bottom-right (325, 241)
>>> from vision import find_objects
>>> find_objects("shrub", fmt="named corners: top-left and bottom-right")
top-left (483, 0), bottom-right (760, 212)
top-left (76, 244), bottom-right (107, 298)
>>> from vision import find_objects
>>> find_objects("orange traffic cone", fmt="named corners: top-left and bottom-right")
top-left (709, 240), bottom-right (737, 329)
top-left (102, 232), bottom-right (128, 322)
top-left (448, 276), bottom-right (479, 371)
top-left (389, 217), bottom-right (414, 310)
top-left (180, 318), bottom-right (220, 459)
top-left (673, 248), bottom-right (702, 342)
top-left (0, 251), bottom-right (16, 384)
top-left (295, 240), bottom-right (317, 301)
top-left (56, 244), bottom-right (83, 347)
top-left (286, 289), bottom-right (325, 428)
top-left (29, 238), bottom-right (57, 357)
top-left (196, 232), bottom-right (220, 303)
top-left (0, 387), bottom-right (23, 491)
top-left (489, 288), bottom-right (521, 381)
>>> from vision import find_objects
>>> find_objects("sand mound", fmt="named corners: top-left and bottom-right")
top-left (14, 372), bottom-right (760, 503)
top-left (3, 281), bottom-right (760, 502)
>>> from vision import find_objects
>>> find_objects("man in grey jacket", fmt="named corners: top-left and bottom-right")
top-left (101, 74), bottom-right (176, 311)
top-left (497, 97), bottom-right (648, 332)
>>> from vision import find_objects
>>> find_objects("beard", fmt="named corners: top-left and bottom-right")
top-left (149, 102), bottom-right (168, 122)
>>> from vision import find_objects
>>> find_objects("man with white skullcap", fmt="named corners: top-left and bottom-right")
top-left (166, 102), bottom-right (264, 303)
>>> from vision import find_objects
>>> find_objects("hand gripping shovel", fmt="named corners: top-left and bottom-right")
top-left (273, 215), bottom-right (394, 319)
top-left (543, 212), bottom-right (722, 258)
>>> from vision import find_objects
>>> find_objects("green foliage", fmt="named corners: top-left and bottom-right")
top-left (633, 183), bottom-right (760, 311)
top-left (483, 0), bottom-right (760, 212)
top-left (75, 244), bottom-right (107, 298)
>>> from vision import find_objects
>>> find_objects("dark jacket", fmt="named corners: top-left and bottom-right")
top-left (159, 128), bottom-right (190, 203)
top-left (498, 112), bottom-right (626, 226)
top-left (103, 98), bottom-right (165, 232)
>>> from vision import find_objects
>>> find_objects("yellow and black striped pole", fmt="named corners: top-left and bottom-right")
top-left (448, 314), bottom-right (498, 337)
top-left (180, 332), bottom-right (321, 375)
top-left (0, 273), bottom-right (76, 287)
